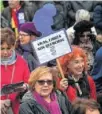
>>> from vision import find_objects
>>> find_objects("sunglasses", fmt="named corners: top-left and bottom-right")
top-left (80, 34), bottom-right (92, 38)
top-left (37, 80), bottom-right (53, 86)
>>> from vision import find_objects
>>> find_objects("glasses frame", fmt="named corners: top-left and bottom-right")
top-left (18, 33), bottom-right (30, 37)
top-left (36, 80), bottom-right (54, 86)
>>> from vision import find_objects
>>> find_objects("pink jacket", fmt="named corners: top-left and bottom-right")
top-left (1, 54), bottom-right (30, 114)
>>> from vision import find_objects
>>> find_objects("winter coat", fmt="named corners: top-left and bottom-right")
top-left (66, 76), bottom-right (97, 102)
top-left (0, 15), bottom-right (10, 28)
top-left (19, 90), bottom-right (72, 114)
top-left (1, 54), bottom-right (30, 114)
top-left (58, 75), bottom-right (97, 102)
top-left (1, 2), bottom-right (35, 29)
top-left (91, 47), bottom-right (102, 93)
top-left (93, 5), bottom-right (102, 34)
top-left (91, 47), bottom-right (102, 80)
top-left (16, 43), bottom-right (40, 72)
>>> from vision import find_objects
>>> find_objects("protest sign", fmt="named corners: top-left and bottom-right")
top-left (32, 29), bottom-right (71, 64)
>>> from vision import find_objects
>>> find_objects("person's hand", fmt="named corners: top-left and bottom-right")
top-left (96, 34), bottom-right (102, 43)
top-left (60, 78), bottom-right (68, 91)
top-left (0, 99), bottom-right (11, 114)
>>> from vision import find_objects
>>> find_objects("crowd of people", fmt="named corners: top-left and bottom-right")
top-left (0, 0), bottom-right (102, 114)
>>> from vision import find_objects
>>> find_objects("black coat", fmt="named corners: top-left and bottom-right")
top-left (19, 90), bottom-right (72, 114)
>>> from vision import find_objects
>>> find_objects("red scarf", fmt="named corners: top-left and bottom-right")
top-left (11, 5), bottom-right (21, 37)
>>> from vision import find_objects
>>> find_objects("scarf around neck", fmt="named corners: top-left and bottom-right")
top-left (1, 50), bottom-right (16, 65)
top-left (33, 91), bottom-right (62, 114)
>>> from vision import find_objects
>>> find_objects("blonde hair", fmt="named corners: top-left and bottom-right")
top-left (28, 66), bottom-right (58, 89)
top-left (75, 9), bottom-right (90, 23)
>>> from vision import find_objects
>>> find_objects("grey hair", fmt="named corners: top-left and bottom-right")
top-left (75, 9), bottom-right (90, 23)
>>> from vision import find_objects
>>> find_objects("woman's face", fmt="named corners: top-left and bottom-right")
top-left (86, 109), bottom-right (100, 114)
top-left (67, 56), bottom-right (84, 77)
top-left (19, 31), bottom-right (31, 45)
top-left (79, 31), bottom-right (91, 43)
top-left (0, 42), bottom-right (14, 59)
top-left (8, 0), bottom-right (20, 9)
top-left (19, 31), bottom-right (36, 45)
top-left (34, 73), bottom-right (54, 98)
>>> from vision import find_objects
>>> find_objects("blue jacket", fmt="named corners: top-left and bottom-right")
top-left (91, 47), bottom-right (102, 80)
top-left (93, 5), bottom-right (102, 34)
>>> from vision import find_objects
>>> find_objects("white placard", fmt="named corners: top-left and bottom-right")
top-left (32, 29), bottom-right (71, 64)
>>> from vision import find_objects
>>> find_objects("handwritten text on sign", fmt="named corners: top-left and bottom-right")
top-left (32, 29), bottom-right (71, 64)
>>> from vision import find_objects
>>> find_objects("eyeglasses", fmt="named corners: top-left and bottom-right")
top-left (80, 34), bottom-right (92, 38)
top-left (37, 80), bottom-right (53, 86)
top-left (19, 33), bottom-right (30, 37)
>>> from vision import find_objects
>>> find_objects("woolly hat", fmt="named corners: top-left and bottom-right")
top-left (19, 22), bottom-right (41, 37)
top-left (74, 20), bottom-right (93, 33)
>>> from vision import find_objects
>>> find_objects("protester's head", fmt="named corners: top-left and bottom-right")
top-left (73, 20), bottom-right (95, 44)
top-left (58, 46), bottom-right (87, 78)
top-left (72, 98), bottom-right (101, 114)
top-left (0, 28), bottom-right (16, 59)
top-left (28, 66), bottom-right (57, 97)
top-left (19, 22), bottom-right (41, 45)
top-left (8, 0), bottom-right (20, 9)
top-left (75, 9), bottom-right (90, 23)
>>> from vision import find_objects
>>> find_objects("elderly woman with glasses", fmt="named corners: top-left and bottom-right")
top-left (72, 20), bottom-right (100, 73)
top-left (58, 46), bottom-right (97, 102)
top-left (19, 66), bottom-right (72, 114)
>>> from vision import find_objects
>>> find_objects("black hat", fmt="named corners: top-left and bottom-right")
top-left (74, 20), bottom-right (94, 33)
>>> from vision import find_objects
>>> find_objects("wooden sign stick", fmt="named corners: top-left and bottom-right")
top-left (56, 58), bottom-right (65, 78)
